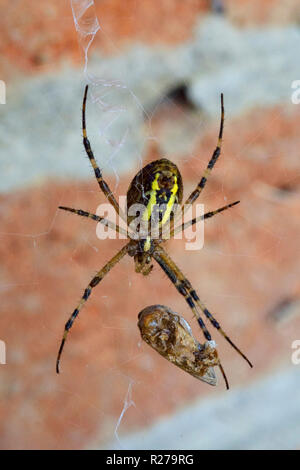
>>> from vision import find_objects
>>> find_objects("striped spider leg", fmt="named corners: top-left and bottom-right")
top-left (184, 93), bottom-right (224, 207)
top-left (56, 243), bottom-right (129, 373)
top-left (82, 85), bottom-right (127, 223)
top-left (162, 92), bottom-right (228, 241)
top-left (169, 200), bottom-right (240, 239)
top-left (58, 206), bottom-right (129, 237)
top-left (153, 244), bottom-right (253, 389)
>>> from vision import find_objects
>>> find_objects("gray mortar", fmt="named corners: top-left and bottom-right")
top-left (0, 16), bottom-right (298, 192)
top-left (102, 365), bottom-right (300, 450)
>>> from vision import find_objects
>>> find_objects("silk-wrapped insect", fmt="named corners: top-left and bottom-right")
top-left (138, 305), bottom-right (229, 387)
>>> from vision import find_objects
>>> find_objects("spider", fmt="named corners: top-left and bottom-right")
top-left (56, 85), bottom-right (253, 388)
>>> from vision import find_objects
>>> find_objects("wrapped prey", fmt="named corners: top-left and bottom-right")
top-left (138, 305), bottom-right (227, 387)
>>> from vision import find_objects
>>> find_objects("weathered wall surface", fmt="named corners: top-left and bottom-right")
top-left (0, 1), bottom-right (299, 450)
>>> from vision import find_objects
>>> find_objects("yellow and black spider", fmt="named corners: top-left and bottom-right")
top-left (56, 85), bottom-right (253, 388)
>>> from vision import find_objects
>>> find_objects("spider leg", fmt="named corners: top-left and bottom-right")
top-left (82, 85), bottom-right (127, 223)
top-left (58, 205), bottom-right (129, 238)
top-left (153, 245), bottom-right (252, 385)
top-left (184, 93), bottom-right (224, 207)
top-left (168, 200), bottom-right (240, 239)
top-left (152, 246), bottom-right (229, 388)
top-left (56, 243), bottom-right (129, 373)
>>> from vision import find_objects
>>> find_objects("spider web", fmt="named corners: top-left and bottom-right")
top-left (67, 0), bottom-right (220, 448)
top-left (67, 0), bottom-right (300, 450)
top-left (1, 0), bottom-right (300, 451)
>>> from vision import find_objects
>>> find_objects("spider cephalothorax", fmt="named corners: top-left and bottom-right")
top-left (127, 239), bottom-right (154, 276)
top-left (56, 85), bottom-right (253, 389)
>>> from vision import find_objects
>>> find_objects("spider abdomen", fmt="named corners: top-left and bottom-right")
top-left (126, 158), bottom-right (183, 233)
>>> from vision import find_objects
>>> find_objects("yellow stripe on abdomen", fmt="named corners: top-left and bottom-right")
top-left (142, 173), bottom-right (160, 222)
top-left (141, 173), bottom-right (178, 251)
top-left (161, 176), bottom-right (178, 225)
